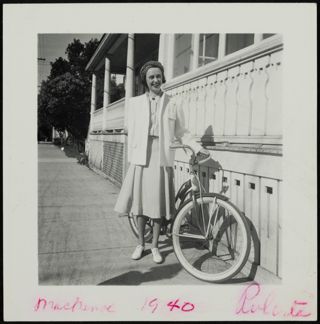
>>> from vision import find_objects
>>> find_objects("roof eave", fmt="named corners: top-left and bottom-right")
top-left (85, 33), bottom-right (112, 71)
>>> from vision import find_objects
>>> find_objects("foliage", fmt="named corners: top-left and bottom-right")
top-left (38, 38), bottom-right (99, 141)
top-left (48, 57), bottom-right (70, 80)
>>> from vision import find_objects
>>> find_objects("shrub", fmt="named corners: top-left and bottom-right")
top-left (53, 137), bottom-right (62, 145)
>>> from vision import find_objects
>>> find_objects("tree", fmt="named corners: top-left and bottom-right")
top-left (48, 57), bottom-right (70, 80)
top-left (38, 38), bottom-right (99, 145)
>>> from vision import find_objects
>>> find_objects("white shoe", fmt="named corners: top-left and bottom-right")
top-left (131, 245), bottom-right (144, 260)
top-left (151, 248), bottom-right (163, 263)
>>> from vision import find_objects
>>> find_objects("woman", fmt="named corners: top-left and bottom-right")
top-left (114, 61), bottom-right (208, 264)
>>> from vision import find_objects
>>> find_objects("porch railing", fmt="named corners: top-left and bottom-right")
top-left (105, 98), bottom-right (125, 131)
top-left (91, 98), bottom-right (125, 133)
top-left (164, 35), bottom-right (283, 146)
top-left (91, 107), bottom-right (103, 132)
top-left (90, 36), bottom-right (283, 145)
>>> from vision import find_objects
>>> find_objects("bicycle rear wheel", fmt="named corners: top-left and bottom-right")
top-left (128, 214), bottom-right (153, 243)
top-left (172, 194), bottom-right (250, 283)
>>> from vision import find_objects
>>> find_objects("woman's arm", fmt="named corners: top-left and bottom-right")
top-left (127, 100), bottom-right (135, 162)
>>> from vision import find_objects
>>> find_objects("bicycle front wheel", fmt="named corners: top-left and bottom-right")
top-left (172, 194), bottom-right (250, 283)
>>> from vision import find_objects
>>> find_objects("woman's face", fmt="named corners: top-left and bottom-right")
top-left (145, 67), bottom-right (163, 95)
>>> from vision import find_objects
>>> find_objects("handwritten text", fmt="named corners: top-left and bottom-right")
top-left (34, 297), bottom-right (115, 313)
top-left (141, 298), bottom-right (195, 314)
top-left (235, 282), bottom-right (312, 318)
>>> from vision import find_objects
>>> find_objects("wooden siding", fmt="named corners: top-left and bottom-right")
top-left (174, 159), bottom-right (282, 276)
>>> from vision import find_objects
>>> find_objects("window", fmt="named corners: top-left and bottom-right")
top-left (171, 33), bottom-right (277, 79)
top-left (198, 34), bottom-right (219, 67)
top-left (173, 34), bottom-right (193, 77)
top-left (226, 34), bottom-right (254, 55)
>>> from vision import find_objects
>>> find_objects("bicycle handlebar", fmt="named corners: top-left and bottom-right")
top-left (169, 143), bottom-right (211, 165)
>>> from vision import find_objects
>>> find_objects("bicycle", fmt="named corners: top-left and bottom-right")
top-left (128, 144), bottom-right (251, 283)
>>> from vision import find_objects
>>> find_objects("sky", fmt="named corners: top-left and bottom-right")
top-left (38, 33), bottom-right (103, 86)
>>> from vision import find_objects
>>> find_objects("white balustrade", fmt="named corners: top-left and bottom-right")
top-left (196, 78), bottom-right (207, 136)
top-left (250, 55), bottom-right (270, 136)
top-left (166, 45), bottom-right (283, 143)
top-left (204, 75), bottom-right (217, 137)
top-left (105, 98), bottom-right (125, 130)
top-left (224, 66), bottom-right (240, 136)
top-left (237, 62), bottom-right (254, 135)
top-left (214, 70), bottom-right (228, 136)
top-left (91, 99), bottom-right (125, 132)
top-left (266, 51), bottom-right (282, 135)
top-left (92, 107), bottom-right (103, 131)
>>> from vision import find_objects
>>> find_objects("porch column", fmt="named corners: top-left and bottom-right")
top-left (158, 34), bottom-right (166, 65)
top-left (90, 73), bottom-right (97, 132)
top-left (192, 34), bottom-right (200, 70)
top-left (218, 33), bottom-right (226, 59)
top-left (102, 57), bottom-right (110, 131)
top-left (123, 33), bottom-right (135, 176)
top-left (166, 34), bottom-right (175, 81)
top-left (124, 33), bottom-right (135, 129)
top-left (254, 34), bottom-right (263, 44)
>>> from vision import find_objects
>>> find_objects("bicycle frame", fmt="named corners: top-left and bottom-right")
top-left (169, 144), bottom-right (214, 238)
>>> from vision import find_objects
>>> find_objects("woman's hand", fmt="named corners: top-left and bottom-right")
top-left (191, 148), bottom-right (210, 165)
top-left (197, 148), bottom-right (210, 159)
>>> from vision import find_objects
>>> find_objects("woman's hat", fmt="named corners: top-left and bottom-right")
top-left (140, 61), bottom-right (166, 84)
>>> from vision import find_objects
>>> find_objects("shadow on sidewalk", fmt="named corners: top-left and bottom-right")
top-left (98, 263), bottom-right (182, 285)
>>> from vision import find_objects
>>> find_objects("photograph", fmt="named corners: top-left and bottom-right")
top-left (38, 32), bottom-right (283, 286)
top-left (4, 3), bottom-right (317, 322)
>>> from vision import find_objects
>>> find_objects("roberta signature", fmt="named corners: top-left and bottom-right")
top-left (235, 282), bottom-right (312, 318)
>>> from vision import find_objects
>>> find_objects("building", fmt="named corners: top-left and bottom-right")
top-left (85, 33), bottom-right (283, 279)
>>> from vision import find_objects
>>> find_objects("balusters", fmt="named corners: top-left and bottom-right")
top-left (225, 66), bottom-right (240, 136)
top-left (188, 81), bottom-right (198, 135)
top-left (214, 71), bottom-right (228, 136)
top-left (266, 51), bottom-right (282, 136)
top-left (174, 86), bottom-right (183, 118)
top-left (237, 62), bottom-right (254, 135)
top-left (165, 49), bottom-right (281, 139)
top-left (196, 78), bottom-right (207, 136)
top-left (204, 75), bottom-right (217, 137)
top-left (183, 83), bottom-right (191, 129)
top-left (251, 56), bottom-right (270, 135)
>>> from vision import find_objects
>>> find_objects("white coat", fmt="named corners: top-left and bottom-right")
top-left (127, 92), bottom-right (202, 166)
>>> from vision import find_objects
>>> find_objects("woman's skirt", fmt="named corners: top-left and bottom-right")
top-left (114, 136), bottom-right (175, 220)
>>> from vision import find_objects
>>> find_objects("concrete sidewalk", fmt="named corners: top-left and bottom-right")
top-left (38, 144), bottom-right (279, 286)
top-left (38, 144), bottom-right (207, 285)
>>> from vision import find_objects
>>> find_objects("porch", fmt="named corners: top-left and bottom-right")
top-left (86, 33), bottom-right (283, 279)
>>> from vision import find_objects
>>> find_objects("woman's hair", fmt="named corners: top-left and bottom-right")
top-left (139, 61), bottom-right (166, 88)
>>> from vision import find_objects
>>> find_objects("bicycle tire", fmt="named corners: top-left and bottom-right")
top-left (128, 214), bottom-right (153, 243)
top-left (172, 194), bottom-right (251, 283)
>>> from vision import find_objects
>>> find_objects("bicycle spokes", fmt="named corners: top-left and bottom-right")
top-left (172, 196), bottom-right (250, 281)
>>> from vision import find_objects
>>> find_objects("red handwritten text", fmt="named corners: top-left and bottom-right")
top-left (235, 282), bottom-right (311, 318)
top-left (142, 298), bottom-right (195, 313)
top-left (34, 297), bottom-right (115, 313)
